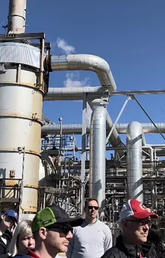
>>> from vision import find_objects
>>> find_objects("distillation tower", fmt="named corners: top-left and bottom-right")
top-left (0, 0), bottom-right (48, 218)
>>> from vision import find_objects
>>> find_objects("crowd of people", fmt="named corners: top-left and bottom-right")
top-left (0, 198), bottom-right (164, 258)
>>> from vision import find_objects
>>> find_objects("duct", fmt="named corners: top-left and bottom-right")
top-left (89, 104), bottom-right (107, 207)
top-left (8, 0), bottom-right (27, 34)
top-left (50, 54), bottom-right (117, 93)
top-left (127, 121), bottom-right (143, 201)
top-left (42, 124), bottom-right (84, 135)
top-left (44, 86), bottom-right (105, 100)
top-left (116, 123), bottom-right (165, 134)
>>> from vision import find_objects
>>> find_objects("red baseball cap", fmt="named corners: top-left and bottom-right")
top-left (119, 199), bottom-right (158, 222)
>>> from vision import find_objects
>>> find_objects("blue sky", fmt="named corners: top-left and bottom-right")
top-left (1, 0), bottom-right (165, 145)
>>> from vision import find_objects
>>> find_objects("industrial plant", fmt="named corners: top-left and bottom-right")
top-left (0, 0), bottom-right (165, 233)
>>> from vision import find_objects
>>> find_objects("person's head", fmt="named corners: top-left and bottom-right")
top-left (85, 198), bottom-right (99, 223)
top-left (0, 209), bottom-right (18, 232)
top-left (32, 205), bottom-right (83, 257)
top-left (119, 199), bottom-right (158, 245)
top-left (8, 220), bottom-right (35, 256)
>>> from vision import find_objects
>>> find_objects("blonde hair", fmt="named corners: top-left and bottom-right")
top-left (8, 220), bottom-right (33, 256)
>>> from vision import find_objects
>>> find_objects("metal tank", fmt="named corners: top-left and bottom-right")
top-left (0, 0), bottom-right (48, 218)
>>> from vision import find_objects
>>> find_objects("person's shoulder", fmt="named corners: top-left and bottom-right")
top-left (3, 230), bottom-right (12, 241)
top-left (97, 220), bottom-right (111, 229)
top-left (97, 219), bottom-right (109, 225)
top-left (101, 246), bottom-right (121, 258)
top-left (73, 219), bottom-right (86, 229)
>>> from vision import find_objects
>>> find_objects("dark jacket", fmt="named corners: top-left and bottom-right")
top-left (13, 256), bottom-right (30, 258)
top-left (0, 230), bottom-right (12, 257)
top-left (13, 250), bottom-right (40, 258)
top-left (101, 235), bottom-right (158, 258)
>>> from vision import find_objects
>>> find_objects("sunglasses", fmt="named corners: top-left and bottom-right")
top-left (46, 224), bottom-right (73, 235)
top-left (88, 206), bottom-right (99, 210)
top-left (127, 218), bottom-right (152, 226)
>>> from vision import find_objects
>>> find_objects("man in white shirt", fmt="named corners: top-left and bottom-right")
top-left (67, 198), bottom-right (112, 258)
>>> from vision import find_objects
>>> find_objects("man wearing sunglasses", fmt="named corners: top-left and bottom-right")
top-left (18, 205), bottom-right (83, 258)
top-left (67, 198), bottom-right (112, 258)
top-left (102, 199), bottom-right (158, 258)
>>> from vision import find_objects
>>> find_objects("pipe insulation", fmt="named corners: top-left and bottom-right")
top-left (127, 121), bottom-right (143, 201)
top-left (44, 86), bottom-right (105, 100)
top-left (116, 123), bottom-right (165, 134)
top-left (50, 54), bottom-right (116, 93)
top-left (89, 105), bottom-right (107, 206)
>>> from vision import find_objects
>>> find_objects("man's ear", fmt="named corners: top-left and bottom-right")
top-left (39, 227), bottom-right (47, 240)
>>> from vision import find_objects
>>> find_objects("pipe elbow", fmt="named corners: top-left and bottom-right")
top-left (51, 54), bottom-right (117, 93)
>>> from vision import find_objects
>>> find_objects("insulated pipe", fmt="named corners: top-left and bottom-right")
top-left (127, 121), bottom-right (143, 201)
top-left (50, 54), bottom-right (117, 93)
top-left (116, 123), bottom-right (165, 134)
top-left (45, 86), bottom-right (104, 100)
top-left (42, 124), bottom-right (84, 135)
top-left (89, 104), bottom-right (107, 206)
top-left (8, 0), bottom-right (27, 34)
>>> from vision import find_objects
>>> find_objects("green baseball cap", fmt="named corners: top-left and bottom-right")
top-left (32, 206), bottom-right (83, 232)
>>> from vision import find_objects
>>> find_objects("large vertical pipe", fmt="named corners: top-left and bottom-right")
top-left (127, 121), bottom-right (143, 201)
top-left (89, 103), bottom-right (107, 206)
top-left (8, 0), bottom-right (27, 34)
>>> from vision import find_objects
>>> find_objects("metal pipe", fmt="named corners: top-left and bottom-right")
top-left (42, 124), bottom-right (83, 135)
top-left (8, 0), bottom-right (27, 34)
top-left (127, 121), bottom-right (143, 201)
top-left (115, 123), bottom-right (165, 134)
top-left (50, 54), bottom-right (116, 93)
top-left (89, 104), bottom-right (107, 206)
top-left (45, 86), bottom-right (104, 100)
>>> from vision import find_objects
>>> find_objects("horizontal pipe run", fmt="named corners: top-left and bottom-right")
top-left (42, 123), bottom-right (165, 135)
top-left (42, 124), bottom-right (84, 135)
top-left (50, 54), bottom-right (116, 93)
top-left (44, 87), bottom-right (105, 101)
top-left (116, 123), bottom-right (165, 134)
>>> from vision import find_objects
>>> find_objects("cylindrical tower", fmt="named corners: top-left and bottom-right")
top-left (0, 39), bottom-right (47, 217)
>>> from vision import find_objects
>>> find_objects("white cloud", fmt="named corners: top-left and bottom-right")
top-left (56, 38), bottom-right (75, 54)
top-left (56, 38), bottom-right (90, 88)
top-left (64, 72), bottom-right (89, 88)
